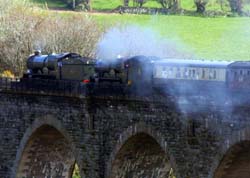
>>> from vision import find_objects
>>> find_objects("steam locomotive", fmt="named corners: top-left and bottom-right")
top-left (23, 51), bottom-right (154, 92)
top-left (22, 51), bottom-right (250, 97)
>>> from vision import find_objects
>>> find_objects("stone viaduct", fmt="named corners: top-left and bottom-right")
top-left (1, 82), bottom-right (250, 178)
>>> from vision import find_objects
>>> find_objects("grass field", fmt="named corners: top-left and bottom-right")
top-left (91, 14), bottom-right (250, 60)
top-left (24, 0), bottom-right (250, 60)
top-left (30, 0), bottom-right (233, 11)
top-left (30, 0), bottom-right (68, 8)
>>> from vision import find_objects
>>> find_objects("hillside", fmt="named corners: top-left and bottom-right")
top-left (92, 14), bottom-right (250, 60)
top-left (3, 0), bottom-right (250, 61)
top-left (30, 0), bottom-right (232, 11)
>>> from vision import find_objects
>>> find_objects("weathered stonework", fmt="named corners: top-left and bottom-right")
top-left (16, 125), bottom-right (75, 178)
top-left (1, 91), bottom-right (250, 178)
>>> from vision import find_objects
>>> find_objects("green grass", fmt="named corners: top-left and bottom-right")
top-left (29, 0), bottom-right (233, 11)
top-left (29, 0), bottom-right (161, 10)
top-left (24, 0), bottom-right (250, 60)
top-left (92, 14), bottom-right (250, 60)
top-left (91, 0), bottom-right (121, 10)
top-left (30, 0), bottom-right (68, 9)
top-left (91, 0), bottom-right (161, 10)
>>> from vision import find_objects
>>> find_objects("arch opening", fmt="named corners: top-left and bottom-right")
top-left (214, 141), bottom-right (250, 178)
top-left (16, 125), bottom-right (76, 178)
top-left (110, 133), bottom-right (175, 178)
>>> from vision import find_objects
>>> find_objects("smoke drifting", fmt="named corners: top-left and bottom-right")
top-left (95, 24), bottom-right (238, 116)
top-left (96, 25), bottom-right (192, 60)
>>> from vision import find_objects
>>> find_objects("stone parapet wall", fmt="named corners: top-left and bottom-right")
top-left (1, 92), bottom-right (250, 178)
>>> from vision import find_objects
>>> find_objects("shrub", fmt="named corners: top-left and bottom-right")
top-left (194, 0), bottom-right (209, 13)
top-left (0, 70), bottom-right (15, 78)
top-left (0, 0), bottom-right (102, 76)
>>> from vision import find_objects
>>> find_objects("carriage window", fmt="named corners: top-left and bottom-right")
top-left (209, 69), bottom-right (213, 79)
top-left (138, 68), bottom-right (141, 75)
top-left (169, 68), bottom-right (173, 76)
top-left (239, 70), bottom-right (244, 82)
top-left (184, 68), bottom-right (188, 78)
top-left (213, 70), bottom-right (216, 79)
top-left (189, 69), bottom-right (192, 78)
top-left (176, 68), bottom-right (181, 78)
top-left (192, 69), bottom-right (196, 78)
top-left (161, 67), bottom-right (167, 78)
top-left (196, 71), bottom-right (200, 79)
top-left (202, 69), bottom-right (205, 79)
top-left (234, 71), bottom-right (237, 78)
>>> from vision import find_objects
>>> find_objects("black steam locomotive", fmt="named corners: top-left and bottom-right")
top-left (22, 51), bottom-right (250, 98)
top-left (23, 51), bottom-right (154, 93)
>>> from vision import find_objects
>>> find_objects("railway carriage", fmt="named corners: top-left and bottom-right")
top-left (152, 59), bottom-right (234, 95)
top-left (227, 62), bottom-right (250, 91)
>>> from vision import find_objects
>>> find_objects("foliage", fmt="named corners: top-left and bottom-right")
top-left (227, 0), bottom-right (243, 13)
top-left (64, 0), bottom-right (91, 10)
top-left (29, 0), bottom-right (227, 12)
top-left (194, 0), bottom-right (209, 12)
top-left (0, 70), bottom-right (15, 78)
top-left (0, 0), bottom-right (102, 76)
top-left (29, 0), bottom-right (250, 13)
top-left (157, 0), bottom-right (179, 9)
top-left (72, 164), bottom-right (81, 178)
top-left (133, 0), bottom-right (148, 7)
top-left (30, 0), bottom-right (68, 9)
top-left (167, 168), bottom-right (176, 178)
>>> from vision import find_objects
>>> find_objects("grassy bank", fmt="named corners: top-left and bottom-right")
top-left (5, 1), bottom-right (250, 61)
top-left (15, 8), bottom-right (250, 60)
top-left (91, 13), bottom-right (250, 60)
top-left (30, 0), bottom-right (232, 11)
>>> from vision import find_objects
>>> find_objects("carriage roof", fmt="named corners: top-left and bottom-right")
top-left (228, 61), bottom-right (250, 69)
top-left (154, 59), bottom-right (235, 68)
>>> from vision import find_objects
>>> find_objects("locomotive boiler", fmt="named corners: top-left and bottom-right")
top-left (24, 51), bottom-right (95, 82)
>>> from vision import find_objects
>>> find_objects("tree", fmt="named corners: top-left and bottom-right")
top-left (72, 0), bottom-right (76, 9)
top-left (124, 0), bottom-right (129, 7)
top-left (67, 0), bottom-right (92, 11)
top-left (133, 0), bottom-right (147, 7)
top-left (194, 0), bottom-right (209, 13)
top-left (157, 0), bottom-right (180, 9)
top-left (228, 0), bottom-right (242, 14)
top-left (83, 0), bottom-right (91, 10)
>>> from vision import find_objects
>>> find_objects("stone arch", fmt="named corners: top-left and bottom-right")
top-left (107, 122), bottom-right (177, 178)
top-left (13, 115), bottom-right (84, 178)
top-left (213, 128), bottom-right (250, 178)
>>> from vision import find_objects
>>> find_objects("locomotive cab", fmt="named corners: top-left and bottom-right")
top-left (94, 58), bottom-right (127, 83)
top-left (227, 61), bottom-right (250, 91)
top-left (124, 56), bottom-right (155, 95)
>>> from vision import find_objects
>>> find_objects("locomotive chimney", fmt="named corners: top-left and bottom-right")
top-left (34, 50), bottom-right (41, 56)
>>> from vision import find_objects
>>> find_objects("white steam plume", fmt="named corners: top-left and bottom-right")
top-left (96, 25), bottom-right (192, 60)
